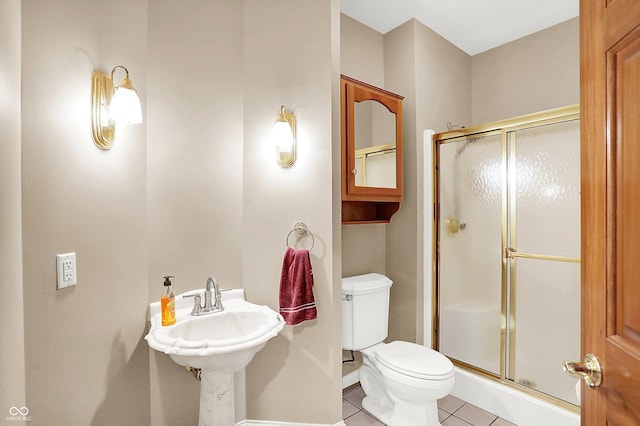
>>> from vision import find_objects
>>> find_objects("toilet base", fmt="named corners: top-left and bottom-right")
top-left (363, 395), bottom-right (441, 426)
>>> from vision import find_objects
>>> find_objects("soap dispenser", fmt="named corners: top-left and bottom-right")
top-left (161, 275), bottom-right (176, 326)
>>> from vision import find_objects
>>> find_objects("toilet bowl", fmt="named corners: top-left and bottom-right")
top-left (360, 341), bottom-right (454, 426)
top-left (342, 273), bottom-right (454, 426)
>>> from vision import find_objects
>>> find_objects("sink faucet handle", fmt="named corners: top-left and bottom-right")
top-left (184, 293), bottom-right (202, 315)
top-left (213, 287), bottom-right (223, 311)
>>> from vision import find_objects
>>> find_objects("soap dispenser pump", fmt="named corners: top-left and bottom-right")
top-left (161, 275), bottom-right (176, 326)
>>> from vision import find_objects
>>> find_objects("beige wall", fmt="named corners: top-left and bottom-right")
top-left (340, 15), bottom-right (387, 279)
top-left (0, 0), bottom-right (25, 416)
top-left (471, 17), bottom-right (579, 125)
top-left (385, 20), bottom-right (472, 345)
top-left (340, 14), bottom-right (384, 87)
top-left (146, 1), bottom-right (244, 424)
top-left (383, 21), bottom-right (421, 344)
top-left (21, 1), bottom-right (149, 425)
top-left (242, 1), bottom-right (341, 422)
top-left (414, 22), bottom-right (473, 135)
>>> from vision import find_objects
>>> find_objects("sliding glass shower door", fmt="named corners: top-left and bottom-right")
top-left (508, 119), bottom-right (581, 405)
top-left (435, 107), bottom-right (581, 407)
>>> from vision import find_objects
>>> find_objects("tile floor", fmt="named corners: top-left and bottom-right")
top-left (343, 384), bottom-right (517, 426)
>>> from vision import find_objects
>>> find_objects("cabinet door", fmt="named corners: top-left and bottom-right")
top-left (341, 75), bottom-right (403, 203)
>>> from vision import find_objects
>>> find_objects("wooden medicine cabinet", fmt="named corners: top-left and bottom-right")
top-left (340, 75), bottom-right (404, 224)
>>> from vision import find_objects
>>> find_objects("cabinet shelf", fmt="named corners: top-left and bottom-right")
top-left (342, 201), bottom-right (401, 224)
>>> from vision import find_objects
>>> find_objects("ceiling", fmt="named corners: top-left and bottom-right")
top-left (340, 0), bottom-right (579, 56)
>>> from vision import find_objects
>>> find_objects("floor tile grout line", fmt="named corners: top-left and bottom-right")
top-left (454, 402), bottom-right (499, 425)
top-left (362, 409), bottom-right (385, 425)
top-left (439, 411), bottom-right (452, 423)
top-left (343, 399), bottom-right (359, 408)
top-left (344, 407), bottom-right (385, 425)
top-left (451, 416), bottom-right (474, 426)
top-left (343, 410), bottom-right (360, 421)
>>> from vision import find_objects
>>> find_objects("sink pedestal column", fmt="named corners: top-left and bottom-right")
top-left (199, 369), bottom-right (235, 426)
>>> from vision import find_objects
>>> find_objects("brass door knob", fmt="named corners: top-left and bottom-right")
top-left (563, 353), bottom-right (602, 388)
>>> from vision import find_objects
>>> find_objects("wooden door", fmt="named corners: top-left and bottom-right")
top-left (581, 0), bottom-right (640, 424)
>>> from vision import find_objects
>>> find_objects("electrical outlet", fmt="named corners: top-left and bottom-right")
top-left (56, 252), bottom-right (77, 290)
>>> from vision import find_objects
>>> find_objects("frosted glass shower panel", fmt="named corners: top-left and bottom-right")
top-left (512, 258), bottom-right (580, 405)
top-left (438, 134), bottom-right (503, 375)
top-left (511, 120), bottom-right (580, 258)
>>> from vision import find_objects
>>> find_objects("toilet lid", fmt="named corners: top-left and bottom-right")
top-left (375, 341), bottom-right (453, 380)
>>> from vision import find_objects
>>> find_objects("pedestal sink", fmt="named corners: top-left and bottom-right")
top-left (146, 289), bottom-right (284, 426)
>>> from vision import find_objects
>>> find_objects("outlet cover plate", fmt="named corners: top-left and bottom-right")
top-left (56, 252), bottom-right (77, 290)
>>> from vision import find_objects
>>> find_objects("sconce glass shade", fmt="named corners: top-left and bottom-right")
top-left (273, 120), bottom-right (294, 153)
top-left (91, 66), bottom-right (142, 150)
top-left (273, 105), bottom-right (296, 167)
top-left (109, 78), bottom-right (142, 125)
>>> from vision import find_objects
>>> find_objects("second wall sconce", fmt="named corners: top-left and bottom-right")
top-left (272, 105), bottom-right (297, 167)
top-left (91, 65), bottom-right (142, 150)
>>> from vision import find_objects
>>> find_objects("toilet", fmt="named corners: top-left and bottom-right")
top-left (342, 273), bottom-right (454, 426)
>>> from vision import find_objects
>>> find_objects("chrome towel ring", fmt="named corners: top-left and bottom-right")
top-left (286, 222), bottom-right (315, 251)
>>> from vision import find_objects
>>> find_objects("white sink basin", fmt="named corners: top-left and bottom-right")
top-left (145, 289), bottom-right (284, 371)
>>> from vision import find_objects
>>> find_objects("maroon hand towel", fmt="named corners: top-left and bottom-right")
top-left (279, 247), bottom-right (317, 325)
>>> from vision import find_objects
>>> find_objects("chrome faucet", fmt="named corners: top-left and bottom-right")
top-left (185, 276), bottom-right (224, 316)
top-left (205, 277), bottom-right (224, 312)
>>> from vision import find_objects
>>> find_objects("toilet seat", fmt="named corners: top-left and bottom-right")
top-left (375, 341), bottom-right (454, 381)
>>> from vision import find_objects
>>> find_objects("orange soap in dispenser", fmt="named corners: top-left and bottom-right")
top-left (161, 275), bottom-right (176, 326)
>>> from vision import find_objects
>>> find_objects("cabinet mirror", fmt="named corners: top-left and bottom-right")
top-left (354, 100), bottom-right (397, 189)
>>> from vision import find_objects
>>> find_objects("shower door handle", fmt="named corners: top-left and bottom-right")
top-left (505, 246), bottom-right (580, 263)
top-left (563, 353), bottom-right (602, 388)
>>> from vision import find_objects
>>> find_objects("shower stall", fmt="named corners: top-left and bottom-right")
top-left (433, 105), bottom-right (581, 411)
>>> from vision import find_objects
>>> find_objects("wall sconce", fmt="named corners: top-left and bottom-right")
top-left (91, 65), bottom-right (142, 150)
top-left (272, 105), bottom-right (296, 167)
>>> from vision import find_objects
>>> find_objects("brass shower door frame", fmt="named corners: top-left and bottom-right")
top-left (432, 105), bottom-right (580, 411)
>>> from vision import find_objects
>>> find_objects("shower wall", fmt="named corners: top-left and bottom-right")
top-left (436, 111), bottom-right (581, 407)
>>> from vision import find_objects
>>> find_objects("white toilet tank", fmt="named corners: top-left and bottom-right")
top-left (342, 273), bottom-right (393, 351)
